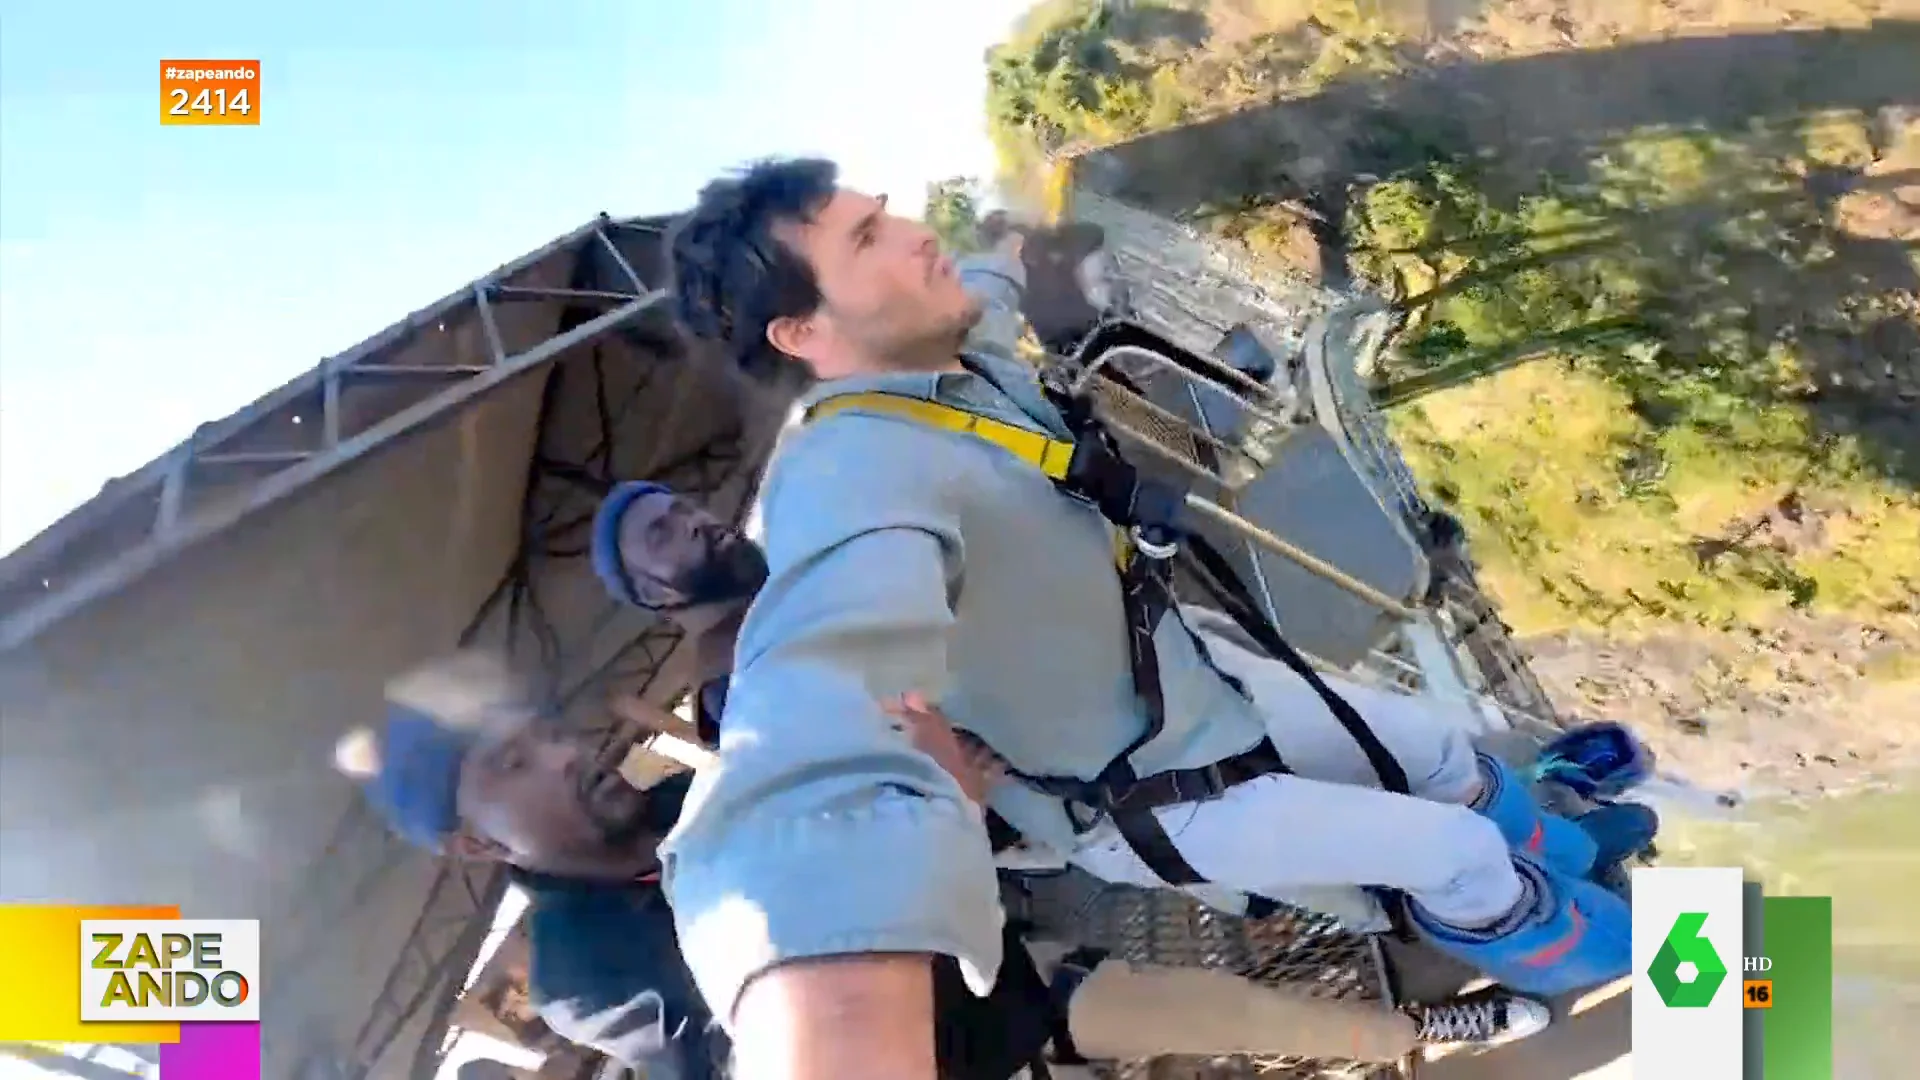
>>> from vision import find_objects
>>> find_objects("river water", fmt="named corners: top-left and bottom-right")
top-left (1653, 780), bottom-right (1920, 1076)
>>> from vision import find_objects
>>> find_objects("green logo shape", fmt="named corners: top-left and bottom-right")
top-left (1648, 912), bottom-right (1728, 1007)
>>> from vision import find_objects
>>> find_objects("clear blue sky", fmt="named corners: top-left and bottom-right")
top-left (0, 0), bottom-right (1034, 554)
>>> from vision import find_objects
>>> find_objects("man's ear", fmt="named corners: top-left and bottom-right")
top-left (634, 578), bottom-right (686, 612)
top-left (447, 832), bottom-right (509, 861)
top-left (765, 313), bottom-right (814, 361)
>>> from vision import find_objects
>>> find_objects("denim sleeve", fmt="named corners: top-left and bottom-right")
top-left (660, 416), bottom-right (1006, 1021)
top-left (957, 247), bottom-right (1029, 364)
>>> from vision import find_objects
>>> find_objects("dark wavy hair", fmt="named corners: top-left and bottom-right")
top-left (667, 157), bottom-right (840, 380)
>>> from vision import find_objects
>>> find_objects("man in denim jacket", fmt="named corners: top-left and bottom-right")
top-left (659, 158), bottom-right (1632, 1080)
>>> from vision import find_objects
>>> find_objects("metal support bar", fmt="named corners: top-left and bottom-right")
top-left (1181, 493), bottom-right (1419, 619)
top-left (594, 227), bottom-right (649, 295)
top-left (1096, 385), bottom-right (1257, 484)
top-left (197, 450), bottom-right (312, 467)
top-left (1366, 935), bottom-right (1401, 1012)
top-left (1367, 648), bottom-right (1425, 680)
top-left (492, 285), bottom-right (640, 305)
top-left (1076, 343), bottom-right (1291, 423)
top-left (323, 367), bottom-right (344, 449)
top-left (0, 1049), bottom-right (149, 1080)
top-left (344, 862), bottom-right (507, 1079)
top-left (344, 365), bottom-right (493, 379)
top-left (155, 446), bottom-right (192, 536)
top-left (0, 288), bottom-right (671, 650)
top-left (0, 216), bottom-right (623, 594)
top-left (473, 283), bottom-right (508, 365)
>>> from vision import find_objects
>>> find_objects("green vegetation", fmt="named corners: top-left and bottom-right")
top-left (1389, 362), bottom-right (1920, 636)
top-left (924, 176), bottom-right (986, 254)
top-left (984, 0), bottom-right (1920, 638)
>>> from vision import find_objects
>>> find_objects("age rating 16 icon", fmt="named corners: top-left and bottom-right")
top-left (160, 60), bottom-right (259, 126)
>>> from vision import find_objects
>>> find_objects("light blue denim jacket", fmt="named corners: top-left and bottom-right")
top-left (660, 249), bottom-right (1271, 1017)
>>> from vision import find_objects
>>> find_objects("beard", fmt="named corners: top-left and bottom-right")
top-left (892, 317), bottom-right (980, 373)
top-left (858, 294), bottom-right (983, 372)
top-left (938, 297), bottom-right (984, 353)
top-left (667, 535), bottom-right (769, 609)
top-left (592, 786), bottom-right (683, 849)
top-left (578, 756), bottom-right (683, 849)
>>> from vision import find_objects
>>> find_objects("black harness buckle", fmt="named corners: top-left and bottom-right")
top-left (1169, 762), bottom-right (1229, 804)
top-left (1100, 761), bottom-right (1229, 812)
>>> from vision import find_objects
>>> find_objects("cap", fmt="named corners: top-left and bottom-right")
top-left (591, 481), bottom-right (673, 608)
top-left (358, 703), bottom-right (482, 852)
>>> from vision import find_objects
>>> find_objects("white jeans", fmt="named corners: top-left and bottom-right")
top-left (1068, 614), bottom-right (1523, 928)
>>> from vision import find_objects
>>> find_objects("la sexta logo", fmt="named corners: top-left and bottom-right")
top-left (1648, 911), bottom-right (1728, 1007)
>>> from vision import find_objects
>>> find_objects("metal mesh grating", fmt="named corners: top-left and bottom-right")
top-left (1088, 378), bottom-right (1211, 475)
top-left (1015, 873), bottom-right (1404, 1079)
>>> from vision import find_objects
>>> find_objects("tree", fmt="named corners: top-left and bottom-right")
top-left (924, 176), bottom-right (985, 253)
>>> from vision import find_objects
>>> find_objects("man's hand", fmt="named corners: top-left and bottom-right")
top-left (975, 210), bottom-right (1026, 263)
top-left (883, 692), bottom-right (1008, 807)
top-left (609, 692), bottom-right (706, 748)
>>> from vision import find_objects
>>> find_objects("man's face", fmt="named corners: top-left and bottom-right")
top-left (768, 189), bottom-right (981, 376)
top-left (616, 491), bottom-right (767, 610)
top-left (455, 723), bottom-right (676, 879)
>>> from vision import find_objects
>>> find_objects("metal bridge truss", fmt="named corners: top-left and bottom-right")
top-left (6, 215), bottom-right (752, 1080)
top-left (0, 1046), bottom-right (157, 1080)
top-left (342, 250), bottom-right (750, 1080)
top-left (0, 215), bottom-right (667, 651)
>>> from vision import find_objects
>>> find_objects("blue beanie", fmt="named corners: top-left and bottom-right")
top-left (591, 481), bottom-right (672, 607)
top-left (363, 704), bottom-right (481, 852)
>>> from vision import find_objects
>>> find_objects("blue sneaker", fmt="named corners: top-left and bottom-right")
top-left (1409, 853), bottom-right (1632, 997)
top-left (1474, 754), bottom-right (1598, 878)
top-left (1576, 802), bottom-right (1660, 880)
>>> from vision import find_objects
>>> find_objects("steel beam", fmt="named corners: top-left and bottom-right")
top-left (0, 217), bottom-right (670, 652)
top-left (1, 217), bottom-right (609, 585)
top-left (349, 859), bottom-right (510, 1079)
top-left (3, 211), bottom-right (753, 1080)
top-left (0, 288), bottom-right (667, 651)
top-left (0, 1046), bottom-right (153, 1080)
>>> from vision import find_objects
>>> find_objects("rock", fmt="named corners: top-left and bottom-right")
top-left (1522, 611), bottom-right (1920, 801)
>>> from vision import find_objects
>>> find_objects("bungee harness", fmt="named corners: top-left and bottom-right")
top-left (800, 358), bottom-right (1413, 890)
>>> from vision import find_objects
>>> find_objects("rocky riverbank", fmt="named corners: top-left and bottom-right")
top-left (1521, 612), bottom-right (1920, 803)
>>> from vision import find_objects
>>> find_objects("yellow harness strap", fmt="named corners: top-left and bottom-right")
top-left (807, 392), bottom-right (1076, 478)
top-left (802, 391), bottom-right (1131, 568)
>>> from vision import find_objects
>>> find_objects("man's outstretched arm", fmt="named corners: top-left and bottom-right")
top-left (957, 234), bottom-right (1029, 363)
top-left (660, 418), bottom-right (1004, 1080)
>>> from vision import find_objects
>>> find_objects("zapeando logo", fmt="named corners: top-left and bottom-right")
top-left (1648, 912), bottom-right (1729, 1007)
